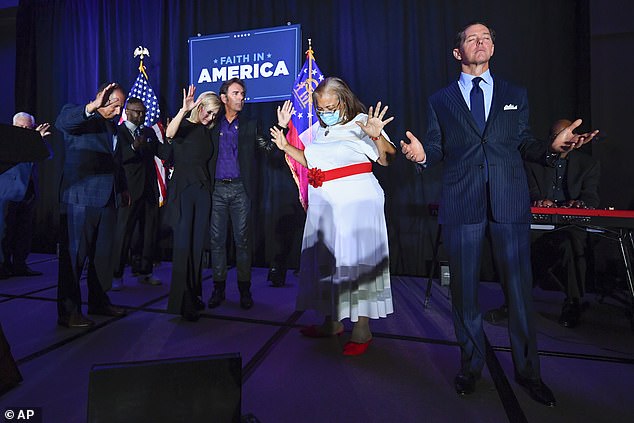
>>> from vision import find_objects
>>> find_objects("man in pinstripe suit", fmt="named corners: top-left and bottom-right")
top-left (401, 22), bottom-right (598, 406)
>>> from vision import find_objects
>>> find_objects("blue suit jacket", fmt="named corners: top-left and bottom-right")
top-left (424, 77), bottom-right (549, 225)
top-left (0, 162), bottom-right (32, 201)
top-left (55, 104), bottom-right (127, 207)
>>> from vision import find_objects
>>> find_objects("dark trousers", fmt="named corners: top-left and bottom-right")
top-left (210, 181), bottom-right (251, 283)
top-left (2, 195), bottom-right (36, 270)
top-left (532, 227), bottom-right (588, 300)
top-left (167, 184), bottom-right (211, 315)
top-left (265, 194), bottom-right (304, 272)
top-left (57, 204), bottom-right (114, 317)
top-left (112, 196), bottom-right (159, 277)
top-left (443, 220), bottom-right (540, 380)
top-left (0, 201), bottom-right (7, 265)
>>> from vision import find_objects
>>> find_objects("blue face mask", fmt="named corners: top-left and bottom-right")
top-left (319, 110), bottom-right (341, 127)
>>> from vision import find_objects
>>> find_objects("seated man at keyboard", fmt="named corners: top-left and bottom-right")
top-left (485, 119), bottom-right (600, 328)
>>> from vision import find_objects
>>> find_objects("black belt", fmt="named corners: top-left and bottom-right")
top-left (216, 177), bottom-right (242, 183)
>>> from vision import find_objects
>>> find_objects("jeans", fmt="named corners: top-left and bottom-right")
top-left (210, 181), bottom-right (251, 282)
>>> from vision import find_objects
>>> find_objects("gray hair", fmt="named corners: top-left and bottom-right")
top-left (13, 112), bottom-right (36, 128)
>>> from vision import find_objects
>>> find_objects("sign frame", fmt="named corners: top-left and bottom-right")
top-left (189, 24), bottom-right (301, 103)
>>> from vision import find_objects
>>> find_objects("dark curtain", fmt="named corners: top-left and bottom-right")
top-left (15, 0), bottom-right (587, 276)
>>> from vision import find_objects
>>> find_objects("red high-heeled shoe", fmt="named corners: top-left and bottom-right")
top-left (343, 339), bottom-right (372, 356)
top-left (300, 325), bottom-right (344, 338)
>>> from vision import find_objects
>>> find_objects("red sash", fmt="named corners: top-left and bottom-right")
top-left (307, 162), bottom-right (372, 188)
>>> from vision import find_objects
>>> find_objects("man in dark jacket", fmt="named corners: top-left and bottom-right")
top-left (111, 97), bottom-right (163, 290)
top-left (55, 83), bottom-right (128, 328)
top-left (526, 119), bottom-right (600, 327)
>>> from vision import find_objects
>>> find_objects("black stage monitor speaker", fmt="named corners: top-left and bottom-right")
top-left (87, 353), bottom-right (241, 423)
top-left (0, 323), bottom-right (23, 396)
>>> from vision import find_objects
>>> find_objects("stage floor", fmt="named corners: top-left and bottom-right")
top-left (1, 254), bottom-right (633, 422)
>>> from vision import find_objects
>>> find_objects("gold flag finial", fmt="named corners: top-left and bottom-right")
top-left (133, 46), bottom-right (150, 79)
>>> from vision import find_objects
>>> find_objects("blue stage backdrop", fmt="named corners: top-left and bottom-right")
top-left (189, 24), bottom-right (301, 103)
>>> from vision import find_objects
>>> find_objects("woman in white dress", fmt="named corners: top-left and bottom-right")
top-left (270, 77), bottom-right (396, 355)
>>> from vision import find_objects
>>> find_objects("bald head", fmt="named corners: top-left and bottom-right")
top-left (550, 119), bottom-right (573, 139)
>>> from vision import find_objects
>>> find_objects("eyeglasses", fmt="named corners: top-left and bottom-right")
top-left (316, 102), bottom-right (340, 116)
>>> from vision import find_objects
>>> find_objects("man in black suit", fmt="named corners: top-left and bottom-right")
top-left (485, 119), bottom-right (600, 328)
top-left (55, 83), bottom-right (128, 328)
top-left (401, 22), bottom-right (598, 406)
top-left (528, 119), bottom-right (600, 327)
top-left (111, 98), bottom-right (162, 290)
top-left (207, 78), bottom-right (262, 310)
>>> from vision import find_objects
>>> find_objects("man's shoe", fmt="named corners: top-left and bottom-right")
top-left (111, 277), bottom-right (123, 291)
top-left (138, 274), bottom-right (162, 286)
top-left (516, 377), bottom-right (557, 407)
top-left (57, 312), bottom-right (95, 328)
top-left (454, 372), bottom-right (479, 396)
top-left (484, 304), bottom-right (509, 324)
top-left (238, 281), bottom-right (253, 309)
top-left (559, 298), bottom-right (581, 328)
top-left (87, 304), bottom-right (127, 317)
top-left (194, 297), bottom-right (205, 311)
top-left (240, 292), bottom-right (254, 309)
top-left (12, 266), bottom-right (43, 277)
top-left (207, 288), bottom-right (226, 308)
top-left (267, 267), bottom-right (286, 287)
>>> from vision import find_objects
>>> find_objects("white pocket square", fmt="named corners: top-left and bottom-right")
top-left (504, 104), bottom-right (518, 110)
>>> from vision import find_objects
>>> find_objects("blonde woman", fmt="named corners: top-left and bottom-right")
top-left (165, 85), bottom-right (221, 321)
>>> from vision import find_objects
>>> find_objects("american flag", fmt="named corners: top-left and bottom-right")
top-left (286, 46), bottom-right (325, 210)
top-left (128, 72), bottom-right (160, 127)
top-left (126, 71), bottom-right (168, 206)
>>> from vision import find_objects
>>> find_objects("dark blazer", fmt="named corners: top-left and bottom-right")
top-left (208, 115), bottom-right (260, 198)
top-left (424, 77), bottom-right (549, 225)
top-left (117, 124), bottom-right (161, 203)
top-left (0, 163), bottom-right (31, 201)
top-left (55, 104), bottom-right (127, 207)
top-left (168, 120), bottom-right (213, 194)
top-left (162, 119), bottom-right (213, 223)
top-left (524, 149), bottom-right (600, 208)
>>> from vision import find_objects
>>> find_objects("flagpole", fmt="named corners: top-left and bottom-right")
top-left (306, 39), bottom-right (314, 142)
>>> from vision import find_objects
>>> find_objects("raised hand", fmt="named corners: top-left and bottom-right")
top-left (269, 126), bottom-right (288, 151)
top-left (35, 123), bottom-right (51, 138)
top-left (551, 119), bottom-right (600, 152)
top-left (277, 100), bottom-right (294, 128)
top-left (570, 130), bottom-right (600, 148)
top-left (182, 84), bottom-right (197, 112)
top-left (400, 131), bottom-right (426, 162)
top-left (87, 82), bottom-right (117, 113)
top-left (356, 101), bottom-right (394, 138)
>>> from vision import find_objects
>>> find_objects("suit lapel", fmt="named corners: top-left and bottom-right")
top-left (105, 120), bottom-right (118, 155)
top-left (487, 77), bottom-right (508, 131)
top-left (446, 81), bottom-right (481, 135)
